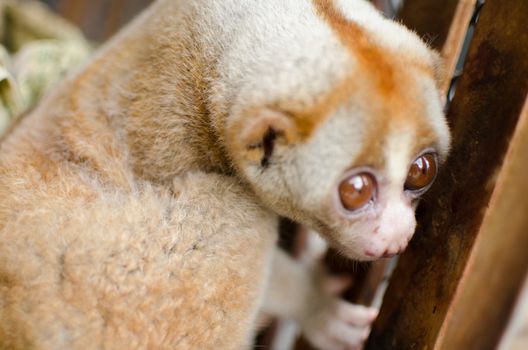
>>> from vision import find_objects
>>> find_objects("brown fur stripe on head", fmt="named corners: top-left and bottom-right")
top-left (310, 0), bottom-right (440, 169)
top-left (313, 0), bottom-right (395, 94)
top-left (283, 0), bottom-right (399, 143)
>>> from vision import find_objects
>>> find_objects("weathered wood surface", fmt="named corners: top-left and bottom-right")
top-left (366, 0), bottom-right (528, 348)
top-left (438, 0), bottom-right (478, 93)
top-left (499, 273), bottom-right (528, 350)
top-left (435, 96), bottom-right (528, 350)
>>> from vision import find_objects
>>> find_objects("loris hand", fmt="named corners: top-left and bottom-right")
top-left (264, 249), bottom-right (378, 350)
top-left (298, 275), bottom-right (378, 350)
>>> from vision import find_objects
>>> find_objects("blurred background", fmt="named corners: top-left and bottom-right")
top-left (40, 0), bottom-right (153, 42)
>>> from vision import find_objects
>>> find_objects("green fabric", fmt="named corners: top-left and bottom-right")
top-left (0, 0), bottom-right (91, 136)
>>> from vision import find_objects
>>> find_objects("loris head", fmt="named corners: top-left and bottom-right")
top-left (215, 0), bottom-right (450, 261)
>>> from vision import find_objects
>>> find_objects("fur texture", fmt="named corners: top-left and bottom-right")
top-left (0, 0), bottom-right (450, 349)
top-left (0, 171), bottom-right (277, 349)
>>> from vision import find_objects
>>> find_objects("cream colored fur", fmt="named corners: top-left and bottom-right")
top-left (0, 0), bottom-right (450, 349)
top-left (0, 172), bottom-right (276, 349)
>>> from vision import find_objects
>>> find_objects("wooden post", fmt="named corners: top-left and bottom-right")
top-left (438, 0), bottom-right (478, 93)
top-left (435, 96), bottom-right (528, 350)
top-left (366, 0), bottom-right (528, 348)
top-left (499, 273), bottom-right (528, 349)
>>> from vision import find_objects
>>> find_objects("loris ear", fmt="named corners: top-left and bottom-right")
top-left (236, 109), bottom-right (299, 168)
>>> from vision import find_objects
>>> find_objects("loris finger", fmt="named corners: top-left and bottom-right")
top-left (337, 302), bottom-right (379, 327)
top-left (328, 320), bottom-right (370, 348)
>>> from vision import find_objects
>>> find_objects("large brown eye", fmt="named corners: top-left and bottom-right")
top-left (339, 173), bottom-right (376, 211)
top-left (405, 153), bottom-right (437, 191)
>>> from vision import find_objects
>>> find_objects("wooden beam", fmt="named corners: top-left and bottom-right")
top-left (438, 0), bottom-right (477, 93)
top-left (499, 273), bottom-right (528, 350)
top-left (366, 0), bottom-right (528, 348)
top-left (435, 95), bottom-right (528, 349)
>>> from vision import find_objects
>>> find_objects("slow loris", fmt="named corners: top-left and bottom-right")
top-left (0, 0), bottom-right (450, 349)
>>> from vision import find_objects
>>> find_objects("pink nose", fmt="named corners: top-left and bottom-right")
top-left (364, 200), bottom-right (416, 259)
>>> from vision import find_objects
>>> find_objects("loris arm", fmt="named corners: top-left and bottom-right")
top-left (263, 248), bottom-right (378, 350)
